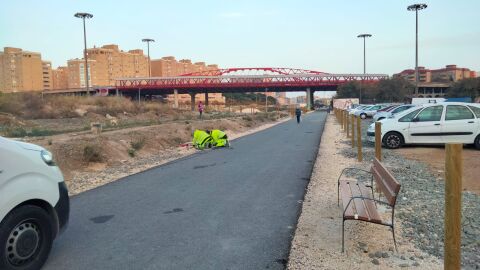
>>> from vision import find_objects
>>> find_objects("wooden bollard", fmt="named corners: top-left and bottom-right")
top-left (351, 114), bottom-right (355, 148)
top-left (444, 144), bottom-right (462, 270)
top-left (356, 116), bottom-right (362, 162)
top-left (375, 122), bottom-right (381, 161)
top-left (346, 111), bottom-right (350, 138)
top-left (340, 110), bottom-right (344, 128)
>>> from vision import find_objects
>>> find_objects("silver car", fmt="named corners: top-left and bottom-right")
top-left (354, 104), bottom-right (390, 119)
top-left (373, 104), bottom-right (417, 121)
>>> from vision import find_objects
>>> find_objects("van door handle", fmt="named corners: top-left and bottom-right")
top-left (434, 123), bottom-right (440, 126)
top-left (468, 121), bottom-right (474, 123)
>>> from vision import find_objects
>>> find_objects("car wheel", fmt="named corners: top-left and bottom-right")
top-left (0, 205), bottom-right (54, 270)
top-left (382, 132), bottom-right (404, 149)
top-left (475, 135), bottom-right (480, 150)
top-left (360, 113), bottom-right (367, 119)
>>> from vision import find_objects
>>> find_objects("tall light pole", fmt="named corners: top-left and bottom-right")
top-left (357, 33), bottom-right (372, 103)
top-left (142, 38), bottom-right (155, 77)
top-left (74, 12), bottom-right (93, 95)
top-left (408, 3), bottom-right (427, 96)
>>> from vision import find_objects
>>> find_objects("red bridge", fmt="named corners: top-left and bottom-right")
top-left (109, 67), bottom-right (388, 108)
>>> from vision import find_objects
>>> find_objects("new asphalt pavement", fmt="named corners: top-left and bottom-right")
top-left (43, 111), bottom-right (327, 270)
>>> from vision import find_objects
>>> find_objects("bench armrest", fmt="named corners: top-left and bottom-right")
top-left (337, 167), bottom-right (372, 183)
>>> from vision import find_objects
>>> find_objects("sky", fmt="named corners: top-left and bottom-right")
top-left (1, 0), bottom-right (479, 97)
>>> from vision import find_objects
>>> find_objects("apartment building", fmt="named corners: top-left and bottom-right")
top-left (394, 65), bottom-right (476, 83)
top-left (52, 66), bottom-right (68, 89)
top-left (151, 56), bottom-right (225, 104)
top-left (67, 58), bottom-right (97, 89)
top-left (0, 47), bottom-right (45, 92)
top-left (42, 61), bottom-right (53, 90)
top-left (87, 44), bottom-right (148, 85)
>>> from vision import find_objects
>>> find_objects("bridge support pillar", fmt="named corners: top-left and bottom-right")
top-left (306, 88), bottom-right (313, 110)
top-left (173, 89), bottom-right (179, 108)
top-left (204, 91), bottom-right (209, 106)
top-left (190, 93), bottom-right (196, 111)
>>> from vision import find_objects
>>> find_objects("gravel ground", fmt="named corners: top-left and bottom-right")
top-left (339, 117), bottom-right (480, 269)
top-left (66, 117), bottom-right (291, 195)
top-left (288, 115), bottom-right (442, 269)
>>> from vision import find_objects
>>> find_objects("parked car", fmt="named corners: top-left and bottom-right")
top-left (367, 102), bottom-right (480, 149)
top-left (0, 136), bottom-right (69, 270)
top-left (348, 105), bottom-right (370, 114)
top-left (354, 104), bottom-right (390, 119)
top-left (373, 104), bottom-right (417, 121)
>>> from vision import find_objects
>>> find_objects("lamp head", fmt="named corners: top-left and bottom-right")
top-left (407, 4), bottom-right (427, 11)
top-left (74, 12), bottom-right (93, 19)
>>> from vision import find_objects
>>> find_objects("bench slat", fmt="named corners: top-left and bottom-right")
top-left (371, 166), bottom-right (397, 206)
top-left (348, 182), bottom-right (369, 220)
top-left (357, 183), bottom-right (382, 223)
top-left (339, 181), bottom-right (355, 218)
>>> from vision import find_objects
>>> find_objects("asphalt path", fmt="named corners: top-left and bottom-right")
top-left (44, 111), bottom-right (327, 270)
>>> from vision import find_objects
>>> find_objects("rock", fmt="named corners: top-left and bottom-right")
top-left (413, 262), bottom-right (420, 267)
top-left (374, 251), bottom-right (383, 258)
top-left (399, 263), bottom-right (410, 268)
top-left (410, 256), bottom-right (415, 260)
top-left (381, 252), bottom-right (389, 258)
top-left (388, 247), bottom-right (394, 252)
top-left (400, 255), bottom-right (406, 260)
top-left (368, 253), bottom-right (375, 258)
top-left (371, 259), bottom-right (380, 265)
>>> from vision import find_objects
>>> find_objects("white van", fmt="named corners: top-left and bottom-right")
top-left (367, 102), bottom-right (480, 149)
top-left (0, 136), bottom-right (69, 270)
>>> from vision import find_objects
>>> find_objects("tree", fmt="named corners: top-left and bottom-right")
top-left (335, 78), bottom-right (414, 103)
top-left (446, 78), bottom-right (480, 100)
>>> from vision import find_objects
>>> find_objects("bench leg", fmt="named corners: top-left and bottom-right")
top-left (341, 219), bottom-right (345, 253)
top-left (337, 182), bottom-right (340, 206)
top-left (392, 225), bottom-right (398, 252)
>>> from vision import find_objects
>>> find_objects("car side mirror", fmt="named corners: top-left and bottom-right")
top-left (412, 117), bottom-right (419, 122)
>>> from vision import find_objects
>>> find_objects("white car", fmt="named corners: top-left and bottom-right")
top-left (354, 104), bottom-right (390, 119)
top-left (367, 102), bottom-right (480, 149)
top-left (373, 104), bottom-right (417, 122)
top-left (0, 137), bottom-right (69, 270)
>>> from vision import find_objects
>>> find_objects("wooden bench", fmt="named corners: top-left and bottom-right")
top-left (337, 158), bottom-right (401, 252)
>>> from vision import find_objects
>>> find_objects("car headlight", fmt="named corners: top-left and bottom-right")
top-left (41, 150), bottom-right (55, 166)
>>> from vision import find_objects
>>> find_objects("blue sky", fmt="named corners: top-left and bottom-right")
top-left (1, 0), bottom-right (479, 77)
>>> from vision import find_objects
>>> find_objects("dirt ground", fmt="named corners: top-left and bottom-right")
top-left (288, 115), bottom-right (442, 269)
top-left (397, 146), bottom-right (480, 195)
top-left (23, 112), bottom-right (289, 195)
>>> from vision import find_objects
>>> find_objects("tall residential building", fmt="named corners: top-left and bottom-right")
top-left (42, 61), bottom-right (53, 90)
top-left (67, 58), bottom-right (97, 89)
top-left (87, 44), bottom-right (148, 85)
top-left (0, 47), bottom-right (45, 92)
top-left (151, 56), bottom-right (225, 104)
top-left (52, 66), bottom-right (68, 89)
top-left (394, 65), bottom-right (476, 83)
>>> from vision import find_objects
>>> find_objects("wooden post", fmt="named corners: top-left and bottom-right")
top-left (351, 114), bottom-right (355, 148)
top-left (356, 116), bottom-right (362, 162)
top-left (375, 122), bottom-right (382, 161)
top-left (444, 144), bottom-right (462, 270)
top-left (346, 111), bottom-right (350, 138)
top-left (340, 109), bottom-right (343, 128)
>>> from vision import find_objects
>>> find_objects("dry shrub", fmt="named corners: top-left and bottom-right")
top-left (83, 144), bottom-right (103, 162)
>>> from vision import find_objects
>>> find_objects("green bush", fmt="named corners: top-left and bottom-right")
top-left (127, 148), bottom-right (136, 157)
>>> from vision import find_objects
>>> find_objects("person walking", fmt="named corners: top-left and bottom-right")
top-left (295, 107), bottom-right (302, 124)
top-left (198, 101), bottom-right (204, 119)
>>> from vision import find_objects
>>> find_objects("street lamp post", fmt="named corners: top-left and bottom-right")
top-left (408, 3), bottom-right (427, 96)
top-left (357, 33), bottom-right (372, 103)
top-left (142, 38), bottom-right (155, 77)
top-left (74, 12), bottom-right (93, 95)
